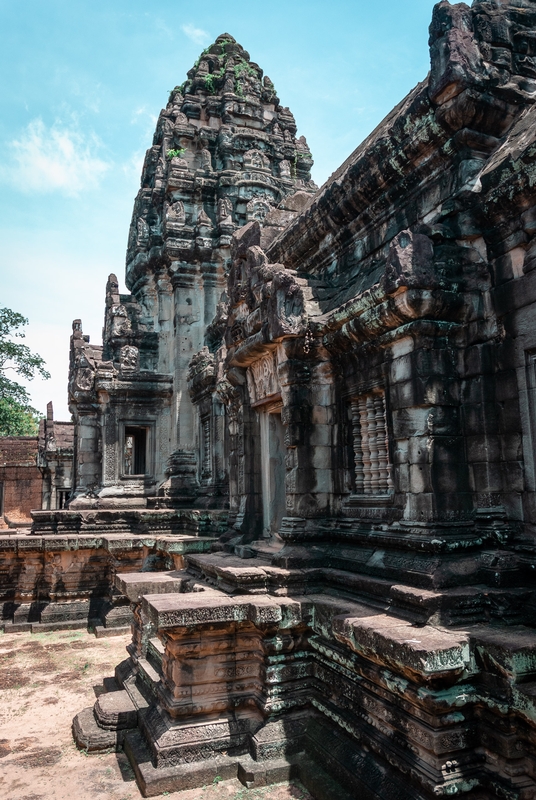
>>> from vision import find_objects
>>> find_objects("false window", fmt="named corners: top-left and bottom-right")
top-left (350, 392), bottom-right (393, 495)
top-left (201, 415), bottom-right (211, 480)
top-left (123, 426), bottom-right (147, 476)
top-left (56, 489), bottom-right (71, 509)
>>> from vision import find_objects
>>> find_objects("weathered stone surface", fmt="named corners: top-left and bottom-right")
top-left (64, 33), bottom-right (315, 514)
top-left (72, 707), bottom-right (124, 752)
top-left (28, 4), bottom-right (536, 797)
top-left (0, 532), bottom-right (216, 631)
top-left (94, 690), bottom-right (138, 730)
top-left (0, 437), bottom-right (42, 527)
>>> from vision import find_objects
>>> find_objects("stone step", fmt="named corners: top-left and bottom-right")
top-left (94, 689), bottom-right (138, 730)
top-left (72, 707), bottom-right (125, 753)
top-left (115, 570), bottom-right (193, 603)
top-left (94, 624), bottom-right (131, 638)
top-left (123, 728), bottom-right (306, 797)
top-left (2, 621), bottom-right (32, 633)
top-left (122, 727), bottom-right (354, 798)
top-left (137, 656), bottom-right (161, 685)
top-left (34, 619), bottom-right (92, 633)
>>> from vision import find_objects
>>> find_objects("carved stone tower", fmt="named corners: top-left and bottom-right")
top-left (67, 34), bottom-right (315, 509)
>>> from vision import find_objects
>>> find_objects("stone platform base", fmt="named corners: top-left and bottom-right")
top-left (0, 531), bottom-right (217, 633)
top-left (123, 730), bottom-right (362, 800)
top-left (75, 700), bottom-right (355, 800)
top-left (73, 566), bottom-right (536, 799)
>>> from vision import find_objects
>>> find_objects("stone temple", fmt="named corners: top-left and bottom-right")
top-left (4, 3), bottom-right (536, 798)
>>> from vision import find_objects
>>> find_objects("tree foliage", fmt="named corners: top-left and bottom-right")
top-left (0, 307), bottom-right (50, 436)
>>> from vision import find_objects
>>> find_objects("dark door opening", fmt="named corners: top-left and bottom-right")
top-left (124, 427), bottom-right (147, 475)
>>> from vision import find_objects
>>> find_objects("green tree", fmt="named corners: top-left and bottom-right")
top-left (0, 307), bottom-right (50, 436)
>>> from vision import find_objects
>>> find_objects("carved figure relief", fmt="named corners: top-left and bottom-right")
top-left (246, 197), bottom-right (272, 223)
top-left (154, 160), bottom-right (166, 189)
top-left (199, 148), bottom-right (213, 172)
top-left (246, 352), bottom-right (280, 405)
top-left (223, 73), bottom-right (235, 94)
top-left (197, 208), bottom-right (212, 228)
top-left (159, 118), bottom-right (174, 144)
top-left (111, 305), bottom-right (132, 336)
top-left (167, 200), bottom-right (185, 225)
top-left (170, 156), bottom-right (188, 171)
top-left (243, 149), bottom-right (270, 171)
top-left (242, 72), bottom-right (261, 98)
top-left (73, 352), bottom-right (95, 392)
top-left (217, 197), bottom-right (233, 224)
top-left (75, 367), bottom-right (94, 391)
top-left (280, 160), bottom-right (291, 179)
top-left (120, 345), bottom-right (139, 372)
top-left (136, 217), bottom-right (150, 245)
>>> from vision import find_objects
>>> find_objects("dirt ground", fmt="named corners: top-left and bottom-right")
top-left (0, 629), bottom-right (313, 800)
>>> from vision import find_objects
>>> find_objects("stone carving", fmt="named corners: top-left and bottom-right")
top-left (110, 305), bottom-right (132, 337)
top-left (154, 159), bottom-right (167, 189)
top-left (280, 160), bottom-right (291, 178)
top-left (187, 346), bottom-right (215, 383)
top-left (199, 148), bottom-right (212, 172)
top-left (173, 112), bottom-right (188, 127)
top-left (217, 197), bottom-right (233, 224)
top-left (197, 208), bottom-right (212, 228)
top-left (246, 197), bottom-right (272, 223)
top-left (120, 345), bottom-right (139, 372)
top-left (246, 352), bottom-right (279, 405)
top-left (74, 361), bottom-right (94, 391)
top-left (136, 217), bottom-right (149, 246)
top-left (170, 156), bottom-right (188, 171)
top-left (243, 149), bottom-right (270, 171)
top-left (167, 200), bottom-right (185, 225)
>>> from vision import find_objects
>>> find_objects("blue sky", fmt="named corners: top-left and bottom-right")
top-left (1, 0), bottom-right (439, 420)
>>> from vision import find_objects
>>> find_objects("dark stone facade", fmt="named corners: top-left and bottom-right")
top-left (18, 3), bottom-right (536, 796)
top-left (65, 33), bottom-right (315, 512)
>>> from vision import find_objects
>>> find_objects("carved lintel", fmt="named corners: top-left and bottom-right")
top-left (246, 351), bottom-right (280, 405)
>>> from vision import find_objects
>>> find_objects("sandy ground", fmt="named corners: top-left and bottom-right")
top-left (0, 629), bottom-right (313, 800)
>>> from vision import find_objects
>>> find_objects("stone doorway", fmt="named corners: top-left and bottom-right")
top-left (259, 404), bottom-right (286, 538)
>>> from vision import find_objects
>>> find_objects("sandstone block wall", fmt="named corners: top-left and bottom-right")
top-left (0, 437), bottom-right (42, 526)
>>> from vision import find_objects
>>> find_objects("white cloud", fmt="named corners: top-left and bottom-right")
top-left (2, 118), bottom-right (110, 196)
top-left (181, 23), bottom-right (211, 46)
top-left (154, 18), bottom-right (174, 39)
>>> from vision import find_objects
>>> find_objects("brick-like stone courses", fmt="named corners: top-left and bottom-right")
top-left (37, 402), bottom-right (75, 511)
top-left (0, 532), bottom-right (217, 632)
top-left (0, 437), bottom-right (41, 526)
top-left (70, 4), bottom-right (536, 799)
top-left (74, 568), bottom-right (536, 799)
top-left (66, 33), bottom-right (315, 512)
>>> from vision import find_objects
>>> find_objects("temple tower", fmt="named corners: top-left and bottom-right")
top-left (67, 34), bottom-right (315, 508)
